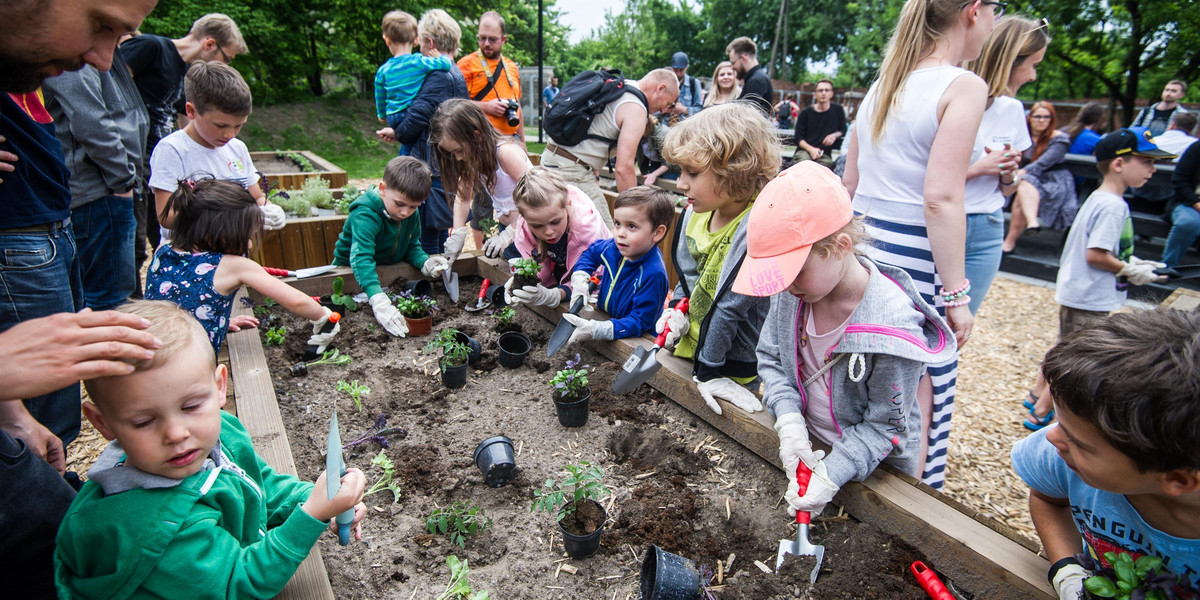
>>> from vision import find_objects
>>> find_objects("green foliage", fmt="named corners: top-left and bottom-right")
top-left (1084, 552), bottom-right (1176, 600)
top-left (436, 555), bottom-right (490, 600)
top-left (424, 329), bottom-right (470, 371)
top-left (300, 176), bottom-right (334, 210)
top-left (511, 258), bottom-right (541, 279)
top-left (396, 292), bottom-right (437, 319)
top-left (264, 326), bottom-right (287, 346)
top-left (478, 218), bottom-right (500, 242)
top-left (338, 184), bottom-right (365, 215)
top-left (330, 277), bottom-right (358, 312)
top-left (425, 501), bottom-right (493, 548)
top-left (269, 188), bottom-right (311, 217)
top-left (550, 354), bottom-right (589, 400)
top-left (365, 450), bottom-right (402, 503)
top-left (531, 462), bottom-right (609, 522)
top-left (306, 349), bottom-right (352, 368)
top-left (337, 379), bottom-right (371, 412)
top-left (492, 306), bottom-right (516, 328)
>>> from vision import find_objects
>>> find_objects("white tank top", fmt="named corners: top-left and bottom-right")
top-left (570, 90), bottom-right (647, 169)
top-left (490, 141), bottom-right (532, 216)
top-left (853, 66), bottom-right (972, 206)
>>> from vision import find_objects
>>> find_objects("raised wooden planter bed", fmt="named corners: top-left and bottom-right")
top-left (251, 150), bottom-right (348, 191)
top-left (248, 214), bottom-right (346, 271)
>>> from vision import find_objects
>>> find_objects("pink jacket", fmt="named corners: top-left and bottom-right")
top-left (513, 184), bottom-right (613, 287)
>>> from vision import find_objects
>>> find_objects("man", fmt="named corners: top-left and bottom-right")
top-left (726, 36), bottom-right (773, 116)
top-left (1153, 112), bottom-right (1198, 159)
top-left (1132, 80), bottom-right (1190, 137)
top-left (542, 75), bottom-right (560, 110)
top-left (541, 69), bottom-right (679, 228)
top-left (794, 79), bottom-right (847, 169)
top-left (668, 52), bottom-right (703, 121)
top-left (458, 11), bottom-right (524, 142)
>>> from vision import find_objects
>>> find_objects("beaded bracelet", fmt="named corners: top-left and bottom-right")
top-left (939, 279), bottom-right (971, 301)
top-left (943, 295), bottom-right (971, 308)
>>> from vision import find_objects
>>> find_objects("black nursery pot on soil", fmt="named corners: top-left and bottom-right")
top-left (441, 359), bottom-right (469, 389)
top-left (639, 545), bottom-right (701, 600)
top-left (453, 331), bottom-right (482, 365)
top-left (559, 498), bottom-right (606, 559)
top-left (497, 331), bottom-right (531, 368)
top-left (554, 388), bottom-right (590, 428)
top-left (472, 435), bottom-right (517, 488)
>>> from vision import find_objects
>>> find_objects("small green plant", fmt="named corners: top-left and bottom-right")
top-left (492, 306), bottom-right (516, 328)
top-left (300, 176), bottom-right (334, 209)
top-left (478, 217), bottom-right (500, 242)
top-left (435, 555), bottom-right (489, 600)
top-left (531, 461), bottom-right (609, 522)
top-left (269, 187), bottom-right (311, 217)
top-left (276, 150), bottom-right (315, 172)
top-left (365, 450), bottom-right (402, 503)
top-left (264, 326), bottom-right (287, 346)
top-left (396, 291), bottom-right (438, 319)
top-left (336, 183), bottom-right (368, 215)
top-left (425, 329), bottom-right (470, 371)
top-left (1080, 551), bottom-right (1191, 600)
top-left (549, 354), bottom-right (590, 400)
top-left (511, 257), bottom-right (541, 279)
top-left (426, 501), bottom-right (492, 548)
top-left (336, 379), bottom-right (370, 412)
top-left (306, 348), bottom-right (352, 368)
top-left (330, 276), bottom-right (358, 312)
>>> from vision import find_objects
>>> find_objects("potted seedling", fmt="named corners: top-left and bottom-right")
top-left (336, 379), bottom-right (370, 412)
top-left (328, 276), bottom-right (358, 314)
top-left (425, 328), bottom-right (481, 365)
top-left (550, 354), bottom-right (590, 427)
top-left (492, 306), bottom-right (520, 334)
top-left (425, 500), bottom-right (492, 548)
top-left (396, 291), bottom-right (437, 337)
top-left (510, 257), bottom-right (542, 290)
top-left (290, 348), bottom-right (352, 377)
top-left (264, 326), bottom-right (287, 346)
top-left (435, 555), bottom-right (489, 600)
top-left (531, 461), bottom-right (610, 559)
top-left (425, 329), bottom-right (473, 388)
top-left (1077, 551), bottom-right (1196, 600)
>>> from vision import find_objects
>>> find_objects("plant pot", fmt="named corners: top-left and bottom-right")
top-left (554, 388), bottom-right (591, 428)
top-left (289, 362), bottom-right (308, 377)
top-left (405, 314), bottom-right (432, 337)
top-left (453, 331), bottom-right (482, 365)
top-left (489, 283), bottom-right (508, 308)
top-left (559, 499), bottom-right (607, 559)
top-left (497, 331), bottom-right (531, 369)
top-left (404, 279), bottom-right (432, 297)
top-left (473, 435), bottom-right (517, 488)
top-left (441, 360), bottom-right (469, 389)
top-left (639, 545), bottom-right (701, 600)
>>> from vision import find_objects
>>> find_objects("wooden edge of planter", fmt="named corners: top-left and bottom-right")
top-left (227, 288), bottom-right (335, 600)
top-left (245, 254), bottom-right (481, 301)
top-left (475, 256), bottom-right (1055, 599)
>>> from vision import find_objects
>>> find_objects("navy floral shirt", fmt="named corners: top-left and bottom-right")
top-left (146, 245), bottom-right (233, 355)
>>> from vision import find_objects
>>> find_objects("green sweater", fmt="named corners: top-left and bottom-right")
top-left (55, 412), bottom-right (327, 599)
top-left (332, 189), bottom-right (430, 297)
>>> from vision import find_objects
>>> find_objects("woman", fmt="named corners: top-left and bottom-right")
top-left (1001, 100), bottom-right (1076, 252)
top-left (962, 16), bottom-right (1049, 313)
top-left (1064, 101), bottom-right (1105, 154)
top-left (432, 98), bottom-right (533, 260)
top-left (703, 61), bottom-right (740, 108)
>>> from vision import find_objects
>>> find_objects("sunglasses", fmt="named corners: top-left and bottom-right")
top-left (960, 0), bottom-right (1007, 20)
top-left (215, 43), bottom-right (232, 64)
top-left (478, 35), bottom-right (502, 44)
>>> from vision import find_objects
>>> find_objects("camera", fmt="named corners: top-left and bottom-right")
top-left (504, 99), bottom-right (520, 127)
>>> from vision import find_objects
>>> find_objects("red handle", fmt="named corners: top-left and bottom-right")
top-left (477, 279), bottom-right (491, 300)
top-left (264, 267), bottom-right (290, 277)
top-left (653, 298), bottom-right (690, 347)
top-left (910, 561), bottom-right (956, 600)
top-left (795, 461), bottom-right (812, 525)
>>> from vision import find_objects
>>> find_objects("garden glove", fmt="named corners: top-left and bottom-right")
top-left (442, 226), bottom-right (469, 264)
top-left (569, 271), bottom-right (594, 311)
top-left (775, 412), bottom-right (826, 472)
top-left (421, 255), bottom-right (450, 278)
top-left (260, 202), bottom-right (286, 230)
top-left (369, 293), bottom-right (408, 337)
top-left (785, 459), bottom-right (838, 518)
top-left (307, 306), bottom-right (341, 348)
top-left (693, 376), bottom-right (763, 416)
top-left (512, 283), bottom-right (562, 307)
top-left (482, 226), bottom-right (516, 258)
top-left (1050, 562), bottom-right (1089, 600)
top-left (654, 307), bottom-right (689, 350)
top-left (563, 313), bottom-right (613, 345)
top-left (1117, 258), bottom-right (1161, 286)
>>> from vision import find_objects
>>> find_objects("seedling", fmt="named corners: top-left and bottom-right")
top-left (396, 291), bottom-right (438, 319)
top-left (424, 329), bottom-right (470, 372)
top-left (478, 217), bottom-right (500, 242)
top-left (531, 461), bottom-right (609, 522)
top-left (550, 354), bottom-right (590, 400)
top-left (492, 306), bottom-right (515, 328)
top-left (300, 176), bottom-right (334, 209)
top-left (308, 348), bottom-right (352, 368)
top-left (425, 501), bottom-right (492, 548)
top-left (344, 413), bottom-right (408, 450)
top-left (275, 150), bottom-right (315, 172)
top-left (511, 257), bottom-right (541, 279)
top-left (435, 555), bottom-right (489, 600)
top-left (330, 277), bottom-right (358, 312)
top-left (264, 326), bottom-right (287, 346)
top-left (1079, 551), bottom-right (1194, 600)
top-left (365, 450), bottom-right (402, 503)
top-left (336, 379), bottom-right (370, 412)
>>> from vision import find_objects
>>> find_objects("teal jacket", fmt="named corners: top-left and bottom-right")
top-left (55, 412), bottom-right (327, 599)
top-left (332, 189), bottom-right (430, 297)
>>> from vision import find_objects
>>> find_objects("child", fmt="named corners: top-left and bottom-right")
top-left (1011, 309), bottom-right (1200, 598)
top-left (147, 179), bottom-right (340, 356)
top-left (732, 162), bottom-right (955, 519)
top-left (149, 61), bottom-right (285, 236)
top-left (55, 300), bottom-right (367, 599)
top-left (502, 167), bottom-right (613, 307)
top-left (560, 186), bottom-right (674, 344)
top-left (332, 156), bottom-right (450, 336)
top-left (375, 10), bottom-right (452, 130)
top-left (1023, 127), bottom-right (1173, 430)
top-left (656, 102), bottom-right (778, 415)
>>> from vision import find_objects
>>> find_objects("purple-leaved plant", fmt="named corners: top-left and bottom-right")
top-left (550, 354), bottom-right (590, 400)
top-left (344, 413), bottom-right (408, 449)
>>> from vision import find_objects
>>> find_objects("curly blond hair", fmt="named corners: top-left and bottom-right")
top-left (661, 102), bottom-right (781, 201)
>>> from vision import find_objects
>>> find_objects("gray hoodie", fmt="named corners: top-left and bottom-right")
top-left (757, 257), bottom-right (956, 487)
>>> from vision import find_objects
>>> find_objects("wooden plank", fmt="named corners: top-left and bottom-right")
top-left (227, 288), bottom-right (334, 600)
top-left (321, 219), bottom-right (343, 265)
top-left (260, 228), bottom-right (285, 269)
top-left (278, 222), bottom-right (307, 270)
top-left (245, 254), bottom-right (480, 302)
top-left (298, 220), bottom-right (327, 269)
top-left (1161, 288), bottom-right (1200, 312)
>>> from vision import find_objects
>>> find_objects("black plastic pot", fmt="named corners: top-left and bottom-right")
top-left (441, 360), bottom-right (469, 389)
top-left (473, 436), bottom-right (517, 488)
top-left (497, 331), bottom-right (531, 369)
top-left (559, 499), bottom-right (606, 559)
top-left (639, 545), bottom-right (701, 600)
top-left (453, 331), bottom-right (482, 365)
top-left (489, 283), bottom-right (508, 308)
top-left (404, 279), bottom-right (432, 297)
top-left (554, 388), bottom-right (591, 428)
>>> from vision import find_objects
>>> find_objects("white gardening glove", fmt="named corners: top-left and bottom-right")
top-left (786, 460), bottom-right (838, 517)
top-left (512, 283), bottom-right (562, 307)
top-left (1117, 259), bottom-right (1161, 286)
top-left (1051, 563), bottom-right (1089, 600)
top-left (442, 226), bottom-right (469, 264)
top-left (563, 313), bottom-right (614, 345)
top-left (775, 412), bottom-right (826, 472)
top-left (569, 271), bottom-right (593, 311)
top-left (260, 202), bottom-right (286, 230)
top-left (307, 306), bottom-right (341, 348)
top-left (693, 376), bottom-right (763, 416)
top-left (654, 307), bottom-right (689, 350)
top-left (482, 226), bottom-right (516, 258)
top-left (369, 293), bottom-right (408, 337)
top-left (421, 255), bottom-right (450, 278)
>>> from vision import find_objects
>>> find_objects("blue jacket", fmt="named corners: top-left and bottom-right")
top-left (574, 239), bottom-right (669, 340)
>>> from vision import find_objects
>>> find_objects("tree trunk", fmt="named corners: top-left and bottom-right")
top-left (1119, 0), bottom-right (1144, 126)
top-left (768, 0), bottom-right (788, 79)
top-left (306, 25), bottom-right (324, 97)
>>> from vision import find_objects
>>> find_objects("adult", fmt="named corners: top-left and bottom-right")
top-left (1132, 79), bottom-right (1190, 137)
top-left (793, 79), bottom-right (847, 169)
top-left (1153, 112), bottom-right (1198, 158)
top-left (542, 75), bottom-right (560, 109)
top-left (703, 61), bottom-right (741, 108)
top-left (774, 98), bottom-right (798, 129)
top-left (539, 69), bottom-right (679, 228)
top-left (668, 52), bottom-right (704, 120)
top-left (1064, 101), bottom-right (1105, 155)
top-left (962, 16), bottom-right (1047, 313)
top-left (1002, 101), bottom-right (1076, 252)
top-left (458, 11), bottom-right (523, 143)
top-left (377, 9), bottom-right (468, 255)
top-left (843, 0), bottom-right (994, 489)
top-left (121, 14), bottom-right (247, 295)
top-left (726, 36), bottom-right (773, 115)
top-left (1161, 141), bottom-right (1200, 267)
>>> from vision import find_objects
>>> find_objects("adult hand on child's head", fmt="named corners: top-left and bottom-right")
top-left (421, 256), bottom-right (450, 278)
top-left (693, 377), bottom-right (763, 415)
top-left (786, 460), bottom-right (838, 517)
top-left (654, 307), bottom-right (689, 350)
top-left (482, 226), bottom-right (515, 258)
top-left (512, 283), bottom-right (561, 307)
top-left (260, 203), bottom-right (286, 230)
top-left (443, 227), bottom-right (469, 264)
top-left (228, 314), bottom-right (259, 332)
top-left (369, 293), bottom-right (408, 337)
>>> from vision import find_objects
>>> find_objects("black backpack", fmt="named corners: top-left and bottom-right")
top-left (544, 69), bottom-right (648, 147)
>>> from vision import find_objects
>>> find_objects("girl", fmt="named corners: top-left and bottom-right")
top-left (146, 179), bottom-right (338, 356)
top-left (1065, 102), bottom-right (1106, 154)
top-left (842, 0), bottom-right (993, 489)
top-left (502, 167), bottom-right (612, 306)
top-left (432, 98), bottom-right (533, 262)
top-left (1002, 100), bottom-right (1076, 252)
top-left (733, 162), bottom-right (955, 518)
top-left (963, 16), bottom-right (1049, 312)
top-left (702, 61), bottom-right (741, 108)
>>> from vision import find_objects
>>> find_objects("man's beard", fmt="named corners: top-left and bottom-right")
top-left (0, 52), bottom-right (81, 93)
top-left (481, 47), bottom-right (501, 60)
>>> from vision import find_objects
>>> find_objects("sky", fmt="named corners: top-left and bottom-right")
top-left (558, 0), bottom-right (700, 43)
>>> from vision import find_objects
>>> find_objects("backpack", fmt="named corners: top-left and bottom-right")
top-left (544, 69), bottom-right (648, 148)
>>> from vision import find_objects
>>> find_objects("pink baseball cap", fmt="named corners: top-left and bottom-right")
top-left (731, 161), bottom-right (854, 297)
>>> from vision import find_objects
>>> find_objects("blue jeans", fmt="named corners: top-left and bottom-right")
top-left (1163, 204), bottom-right (1200, 267)
top-left (963, 209), bottom-right (1004, 315)
top-left (73, 195), bottom-right (136, 311)
top-left (0, 430), bottom-right (76, 597)
top-left (0, 221), bottom-right (83, 446)
top-left (419, 178), bottom-right (452, 255)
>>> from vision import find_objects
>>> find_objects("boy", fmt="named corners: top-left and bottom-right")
top-left (149, 61), bottom-right (286, 235)
top-left (375, 10), bottom-right (452, 130)
top-left (1011, 309), bottom-right (1200, 598)
top-left (1023, 127), bottom-right (1174, 429)
top-left (56, 300), bottom-right (366, 599)
top-left (562, 186), bottom-right (674, 343)
top-left (333, 156), bottom-right (450, 337)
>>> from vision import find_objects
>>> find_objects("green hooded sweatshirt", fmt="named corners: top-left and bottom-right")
top-left (332, 189), bottom-right (430, 297)
top-left (55, 411), bottom-right (327, 599)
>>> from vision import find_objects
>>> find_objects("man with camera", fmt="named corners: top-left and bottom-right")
top-left (458, 11), bottom-right (524, 146)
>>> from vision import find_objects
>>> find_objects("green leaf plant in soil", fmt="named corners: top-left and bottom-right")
top-left (365, 450), bottom-right (402, 503)
top-left (306, 349), bottom-right (352, 368)
top-left (478, 217), bottom-right (500, 242)
top-left (424, 328), bottom-right (469, 373)
top-left (425, 501), bottom-right (493, 548)
top-left (531, 461), bottom-right (609, 523)
top-left (435, 555), bottom-right (489, 600)
top-left (510, 257), bottom-right (542, 289)
top-left (396, 291), bottom-right (438, 319)
top-left (336, 379), bottom-right (370, 412)
top-left (550, 354), bottom-right (590, 401)
top-left (492, 306), bottom-right (516, 330)
top-left (1078, 551), bottom-right (1195, 600)
top-left (264, 326), bottom-right (287, 346)
top-left (330, 277), bottom-right (358, 312)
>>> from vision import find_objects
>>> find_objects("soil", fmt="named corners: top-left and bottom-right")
top-left (254, 276), bottom-right (1003, 599)
top-left (513, 273), bottom-right (540, 290)
top-left (255, 155), bottom-right (309, 174)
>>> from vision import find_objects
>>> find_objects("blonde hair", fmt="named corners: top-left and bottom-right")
top-left (382, 10), bottom-right (418, 46)
top-left (704, 61), bottom-right (741, 107)
top-left (725, 36), bottom-right (757, 59)
top-left (810, 216), bottom-right (870, 259)
top-left (188, 13), bottom-right (248, 55)
top-left (661, 103), bottom-right (782, 201)
top-left (418, 9), bottom-right (462, 58)
top-left (967, 16), bottom-right (1049, 98)
top-left (512, 167), bottom-right (571, 258)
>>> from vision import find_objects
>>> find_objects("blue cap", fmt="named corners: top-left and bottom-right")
top-left (670, 52), bottom-right (689, 69)
top-left (1093, 126), bottom-right (1176, 161)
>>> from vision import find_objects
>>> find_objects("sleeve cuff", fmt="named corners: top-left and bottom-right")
top-left (273, 506), bottom-right (329, 561)
top-left (593, 320), bottom-right (614, 341)
top-left (694, 361), bottom-right (722, 383)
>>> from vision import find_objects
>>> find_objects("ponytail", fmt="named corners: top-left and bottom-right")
top-left (167, 176), bottom-right (263, 256)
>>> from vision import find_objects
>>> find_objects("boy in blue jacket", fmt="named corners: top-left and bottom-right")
top-left (562, 186), bottom-right (674, 343)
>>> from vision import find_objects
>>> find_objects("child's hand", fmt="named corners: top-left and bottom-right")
top-left (228, 315), bottom-right (259, 332)
top-left (693, 376), bottom-right (763, 415)
top-left (482, 227), bottom-right (516, 258)
top-left (655, 307), bottom-right (689, 349)
top-left (563, 314), bottom-right (614, 345)
top-left (332, 501), bottom-right (368, 541)
top-left (945, 304), bottom-right (974, 348)
top-left (569, 272), bottom-right (594, 311)
top-left (302, 467), bottom-right (367, 523)
top-left (786, 460), bottom-right (838, 517)
top-left (511, 283), bottom-right (562, 307)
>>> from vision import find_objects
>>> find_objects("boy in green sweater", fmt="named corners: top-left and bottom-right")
top-left (333, 156), bottom-right (450, 336)
top-left (56, 300), bottom-right (367, 599)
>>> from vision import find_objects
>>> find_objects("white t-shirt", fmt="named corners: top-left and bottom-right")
top-left (965, 95), bottom-right (1032, 214)
top-left (1153, 129), bottom-right (1198, 160)
top-left (1055, 190), bottom-right (1133, 312)
top-left (149, 130), bottom-right (259, 193)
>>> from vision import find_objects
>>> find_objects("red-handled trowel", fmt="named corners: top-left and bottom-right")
top-left (776, 461), bottom-right (825, 582)
top-left (610, 298), bottom-right (688, 394)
